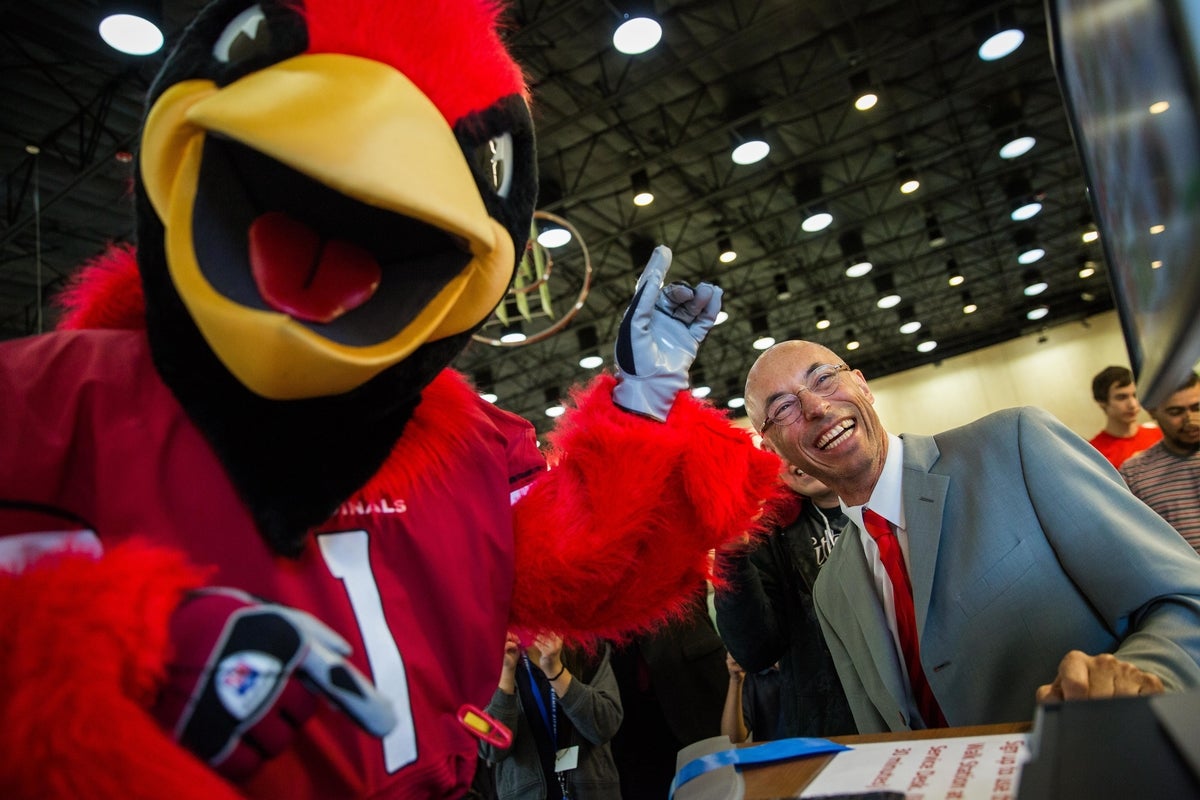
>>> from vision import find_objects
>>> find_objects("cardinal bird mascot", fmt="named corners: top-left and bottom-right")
top-left (0, 1), bottom-right (779, 797)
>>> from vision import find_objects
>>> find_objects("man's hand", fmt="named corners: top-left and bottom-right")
top-left (726, 652), bottom-right (745, 681)
top-left (153, 588), bottom-right (396, 781)
top-left (613, 245), bottom-right (722, 422)
top-left (1035, 650), bottom-right (1165, 703)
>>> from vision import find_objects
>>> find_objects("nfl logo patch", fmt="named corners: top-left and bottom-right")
top-left (215, 651), bottom-right (284, 720)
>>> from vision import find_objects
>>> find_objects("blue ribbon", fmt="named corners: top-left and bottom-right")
top-left (669, 737), bottom-right (852, 799)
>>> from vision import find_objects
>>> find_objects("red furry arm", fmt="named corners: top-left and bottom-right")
top-left (0, 542), bottom-right (243, 800)
top-left (509, 375), bottom-right (780, 642)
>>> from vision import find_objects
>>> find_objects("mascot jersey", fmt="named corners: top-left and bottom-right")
top-left (0, 327), bottom-right (543, 798)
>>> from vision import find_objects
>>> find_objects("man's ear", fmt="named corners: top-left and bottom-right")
top-left (851, 368), bottom-right (875, 404)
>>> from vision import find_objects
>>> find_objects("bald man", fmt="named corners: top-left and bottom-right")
top-left (742, 340), bottom-right (1200, 733)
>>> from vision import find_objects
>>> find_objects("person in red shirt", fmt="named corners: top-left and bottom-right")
top-left (1088, 365), bottom-right (1162, 468)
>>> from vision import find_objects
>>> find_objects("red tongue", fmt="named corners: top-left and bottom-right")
top-left (248, 211), bottom-right (381, 324)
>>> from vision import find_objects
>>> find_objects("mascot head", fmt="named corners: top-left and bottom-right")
top-left (63, 0), bottom-right (540, 554)
top-left (137, 0), bottom-right (536, 400)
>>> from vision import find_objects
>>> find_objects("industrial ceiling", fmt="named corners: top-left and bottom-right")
top-left (1, 0), bottom-right (1111, 433)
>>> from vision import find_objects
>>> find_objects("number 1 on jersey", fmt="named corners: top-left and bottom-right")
top-left (319, 530), bottom-right (417, 772)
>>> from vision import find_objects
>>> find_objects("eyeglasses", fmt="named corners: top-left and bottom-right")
top-left (760, 364), bottom-right (849, 436)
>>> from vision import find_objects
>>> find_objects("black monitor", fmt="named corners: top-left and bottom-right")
top-left (1048, 0), bottom-right (1200, 406)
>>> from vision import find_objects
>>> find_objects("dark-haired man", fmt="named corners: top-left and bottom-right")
top-left (1121, 372), bottom-right (1200, 554)
top-left (1089, 365), bottom-right (1162, 468)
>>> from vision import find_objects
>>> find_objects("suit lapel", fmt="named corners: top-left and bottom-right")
top-left (824, 530), bottom-right (909, 724)
top-left (898, 433), bottom-right (949, 635)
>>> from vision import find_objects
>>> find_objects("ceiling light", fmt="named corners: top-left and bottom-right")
top-left (612, 10), bottom-right (662, 55)
top-left (1081, 221), bottom-right (1099, 243)
top-left (731, 122), bottom-right (770, 165)
top-left (577, 326), bottom-right (603, 369)
top-left (962, 291), bottom-right (977, 314)
top-left (977, 10), bottom-right (1025, 61)
top-left (1077, 255), bottom-right (1097, 279)
top-left (845, 329), bottom-right (861, 351)
top-left (946, 258), bottom-right (964, 287)
top-left (895, 153), bottom-right (920, 194)
top-left (475, 368), bottom-right (498, 404)
top-left (1026, 304), bottom-right (1049, 321)
top-left (1010, 197), bottom-right (1042, 221)
top-left (691, 384), bottom-right (712, 399)
top-left (897, 305), bottom-right (922, 335)
top-left (1007, 176), bottom-right (1042, 221)
top-left (801, 208), bottom-right (833, 232)
top-left (544, 388), bottom-right (565, 418)
top-left (631, 168), bottom-right (654, 207)
top-left (717, 233), bottom-right (737, 263)
top-left (874, 274), bottom-right (901, 309)
top-left (850, 71), bottom-right (878, 111)
top-left (499, 298), bottom-right (526, 344)
top-left (714, 309), bottom-right (729, 325)
top-left (814, 305), bottom-right (831, 330)
top-left (1014, 229), bottom-right (1045, 264)
top-left (1150, 223), bottom-right (1165, 234)
top-left (1149, 100), bottom-right (1170, 114)
top-left (1017, 245), bottom-right (1044, 265)
top-left (536, 221), bottom-right (572, 248)
top-left (998, 133), bottom-right (1037, 160)
top-left (839, 230), bottom-right (873, 277)
top-left (751, 310), bottom-right (775, 350)
top-left (926, 213), bottom-right (946, 247)
top-left (98, 1), bottom-right (164, 55)
top-left (775, 273), bottom-right (792, 301)
top-left (725, 378), bottom-right (746, 409)
top-left (794, 174), bottom-right (833, 232)
top-left (499, 321), bottom-right (526, 344)
top-left (917, 335), bottom-right (938, 353)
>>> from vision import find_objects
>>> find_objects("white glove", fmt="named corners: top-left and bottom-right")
top-left (154, 588), bottom-right (396, 781)
top-left (612, 245), bottom-right (722, 421)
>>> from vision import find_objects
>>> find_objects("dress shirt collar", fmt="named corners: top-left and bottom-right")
top-left (843, 432), bottom-right (906, 531)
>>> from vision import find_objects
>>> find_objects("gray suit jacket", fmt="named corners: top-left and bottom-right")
top-left (814, 406), bottom-right (1200, 733)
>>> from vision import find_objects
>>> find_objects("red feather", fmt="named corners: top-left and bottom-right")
top-left (303, 0), bottom-right (528, 126)
top-left (55, 243), bottom-right (146, 331)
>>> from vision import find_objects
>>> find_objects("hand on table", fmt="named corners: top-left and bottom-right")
top-left (1035, 650), bottom-right (1165, 703)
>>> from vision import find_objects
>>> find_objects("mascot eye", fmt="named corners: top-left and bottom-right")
top-left (213, 4), bottom-right (270, 64)
top-left (472, 133), bottom-right (514, 199)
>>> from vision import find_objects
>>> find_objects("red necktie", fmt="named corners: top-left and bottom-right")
top-left (862, 508), bottom-right (947, 728)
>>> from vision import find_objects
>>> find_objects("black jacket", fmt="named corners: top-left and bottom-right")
top-left (715, 500), bottom-right (857, 738)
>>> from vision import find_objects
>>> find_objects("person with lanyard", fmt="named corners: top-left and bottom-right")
top-left (480, 631), bottom-right (623, 799)
top-left (742, 339), bottom-right (1200, 733)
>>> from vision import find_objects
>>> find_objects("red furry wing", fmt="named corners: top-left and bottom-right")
top-left (508, 375), bottom-right (781, 643)
top-left (0, 542), bottom-right (243, 800)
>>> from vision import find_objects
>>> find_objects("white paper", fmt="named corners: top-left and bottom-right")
top-left (800, 733), bottom-right (1028, 800)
